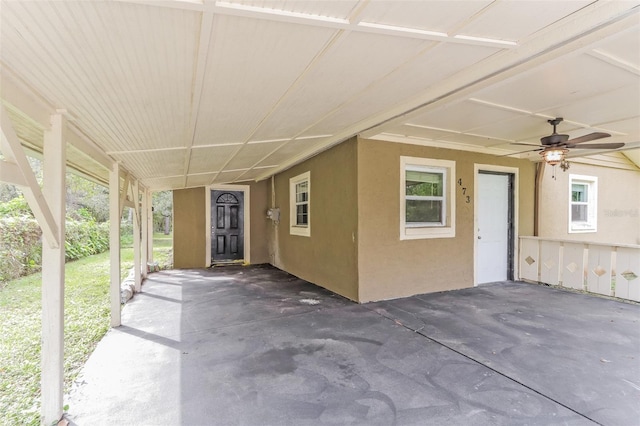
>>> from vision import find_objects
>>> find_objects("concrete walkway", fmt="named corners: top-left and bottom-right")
top-left (66, 265), bottom-right (640, 425)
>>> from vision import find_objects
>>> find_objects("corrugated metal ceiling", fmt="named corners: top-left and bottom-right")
top-left (1, 0), bottom-right (639, 188)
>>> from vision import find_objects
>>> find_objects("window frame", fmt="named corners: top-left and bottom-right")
top-left (400, 157), bottom-right (456, 240)
top-left (568, 174), bottom-right (597, 233)
top-left (289, 171), bottom-right (311, 237)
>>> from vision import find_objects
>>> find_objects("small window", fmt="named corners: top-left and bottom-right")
top-left (401, 157), bottom-right (455, 239)
top-left (569, 174), bottom-right (597, 233)
top-left (290, 171), bottom-right (310, 237)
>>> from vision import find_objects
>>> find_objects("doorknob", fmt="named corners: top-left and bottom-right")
top-left (478, 236), bottom-right (482, 239)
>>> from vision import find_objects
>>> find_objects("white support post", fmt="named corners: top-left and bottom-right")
top-left (119, 172), bottom-right (131, 217)
top-left (41, 113), bottom-right (66, 425)
top-left (109, 163), bottom-right (121, 327)
top-left (147, 191), bottom-right (154, 263)
top-left (133, 180), bottom-right (142, 292)
top-left (141, 188), bottom-right (149, 279)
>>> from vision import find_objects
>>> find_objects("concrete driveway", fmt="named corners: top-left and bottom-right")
top-left (66, 265), bottom-right (640, 425)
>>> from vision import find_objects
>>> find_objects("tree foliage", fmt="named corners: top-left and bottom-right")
top-left (153, 191), bottom-right (173, 233)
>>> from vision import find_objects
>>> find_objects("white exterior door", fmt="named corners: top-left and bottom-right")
top-left (477, 173), bottom-right (511, 284)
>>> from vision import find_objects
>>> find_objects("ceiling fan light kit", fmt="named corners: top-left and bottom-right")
top-left (541, 148), bottom-right (568, 166)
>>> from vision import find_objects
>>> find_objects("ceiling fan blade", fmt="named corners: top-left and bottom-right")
top-left (497, 148), bottom-right (542, 157)
top-left (511, 142), bottom-right (541, 147)
top-left (567, 132), bottom-right (611, 145)
top-left (566, 142), bottom-right (625, 150)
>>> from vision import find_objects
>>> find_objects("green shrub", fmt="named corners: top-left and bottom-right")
top-left (65, 221), bottom-right (110, 262)
top-left (0, 195), bottom-right (32, 217)
top-left (0, 217), bottom-right (110, 283)
top-left (0, 216), bottom-right (42, 283)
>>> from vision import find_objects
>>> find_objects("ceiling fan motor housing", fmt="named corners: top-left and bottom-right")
top-left (541, 133), bottom-right (570, 145)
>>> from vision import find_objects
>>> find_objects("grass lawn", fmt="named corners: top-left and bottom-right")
top-left (0, 233), bottom-right (172, 426)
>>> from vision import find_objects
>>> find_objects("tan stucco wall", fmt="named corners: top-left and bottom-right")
top-left (356, 137), bottom-right (535, 302)
top-left (538, 161), bottom-right (640, 245)
top-left (268, 138), bottom-right (359, 301)
top-left (248, 180), bottom-right (270, 264)
top-left (172, 182), bottom-right (270, 268)
top-left (173, 187), bottom-right (206, 268)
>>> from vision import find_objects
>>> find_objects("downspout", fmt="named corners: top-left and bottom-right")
top-left (534, 161), bottom-right (545, 237)
top-left (271, 175), bottom-right (276, 208)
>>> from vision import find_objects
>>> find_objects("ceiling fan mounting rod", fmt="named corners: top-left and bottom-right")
top-left (548, 117), bottom-right (563, 133)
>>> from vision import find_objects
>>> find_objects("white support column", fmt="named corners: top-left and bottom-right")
top-left (41, 113), bottom-right (66, 425)
top-left (141, 187), bottom-right (149, 279)
top-left (132, 180), bottom-right (142, 292)
top-left (109, 163), bottom-right (121, 327)
top-left (147, 191), bottom-right (154, 263)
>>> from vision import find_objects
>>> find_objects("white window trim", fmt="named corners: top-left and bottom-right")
top-left (400, 156), bottom-right (455, 240)
top-left (569, 174), bottom-right (597, 233)
top-left (290, 171), bottom-right (310, 237)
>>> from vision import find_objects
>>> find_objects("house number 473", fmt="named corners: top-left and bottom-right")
top-left (458, 178), bottom-right (471, 203)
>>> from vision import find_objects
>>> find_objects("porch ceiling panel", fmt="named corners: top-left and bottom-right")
top-left (599, 117), bottom-right (640, 137)
top-left (302, 42), bottom-right (501, 137)
top-left (111, 150), bottom-right (188, 180)
top-left (224, 141), bottom-right (287, 171)
top-left (364, 8), bottom-right (640, 158)
top-left (458, 1), bottom-right (593, 42)
top-left (249, 31), bottom-right (428, 142)
top-left (0, 1), bottom-right (197, 156)
top-left (213, 169), bottom-right (250, 184)
top-left (188, 145), bottom-right (243, 174)
top-left (1, 1), bottom-right (639, 189)
top-left (226, 0), bottom-right (359, 20)
top-left (139, 176), bottom-right (187, 191)
top-left (358, 1), bottom-right (493, 34)
top-left (595, 26), bottom-right (640, 68)
top-left (468, 115), bottom-right (582, 145)
top-left (473, 54), bottom-right (638, 115)
top-left (383, 124), bottom-right (512, 150)
top-left (191, 15), bottom-right (338, 146)
top-left (231, 166), bottom-right (278, 182)
top-left (253, 138), bottom-right (324, 168)
top-left (538, 85), bottom-right (640, 129)
top-left (406, 100), bottom-right (524, 134)
top-left (186, 173), bottom-right (218, 188)
top-left (66, 145), bottom-right (110, 184)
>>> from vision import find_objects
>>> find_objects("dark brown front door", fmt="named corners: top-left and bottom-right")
top-left (212, 190), bottom-right (244, 262)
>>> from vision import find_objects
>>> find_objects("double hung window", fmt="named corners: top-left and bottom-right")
top-left (290, 171), bottom-right (310, 236)
top-left (569, 175), bottom-right (597, 233)
top-left (400, 157), bottom-right (455, 239)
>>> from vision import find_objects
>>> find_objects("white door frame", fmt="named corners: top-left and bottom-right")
top-left (474, 164), bottom-right (519, 286)
top-left (206, 184), bottom-right (251, 267)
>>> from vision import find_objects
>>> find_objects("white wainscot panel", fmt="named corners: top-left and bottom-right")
top-left (587, 245), bottom-right (613, 297)
top-left (540, 240), bottom-right (561, 286)
top-left (562, 243), bottom-right (586, 291)
top-left (615, 247), bottom-right (640, 302)
top-left (520, 238), bottom-right (539, 282)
